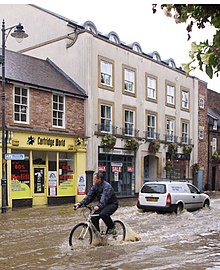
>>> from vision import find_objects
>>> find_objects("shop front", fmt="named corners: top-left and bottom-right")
top-left (98, 147), bottom-right (136, 197)
top-left (6, 131), bottom-right (86, 208)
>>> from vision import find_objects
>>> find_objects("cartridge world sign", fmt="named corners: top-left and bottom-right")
top-left (26, 135), bottom-right (65, 148)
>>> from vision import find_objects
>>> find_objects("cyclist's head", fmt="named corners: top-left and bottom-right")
top-left (93, 172), bottom-right (104, 185)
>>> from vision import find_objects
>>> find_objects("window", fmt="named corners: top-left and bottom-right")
top-left (124, 68), bottom-right (135, 94)
top-left (147, 114), bottom-right (156, 139)
top-left (53, 94), bottom-right (65, 128)
top-left (182, 122), bottom-right (189, 144)
top-left (199, 127), bottom-right (204, 140)
top-left (100, 60), bottom-right (112, 86)
top-left (14, 86), bottom-right (29, 123)
top-left (100, 104), bottom-right (112, 133)
top-left (133, 44), bottom-right (142, 53)
top-left (213, 120), bottom-right (218, 130)
top-left (199, 97), bottom-right (204, 109)
top-left (166, 84), bottom-right (175, 105)
top-left (125, 109), bottom-right (135, 136)
top-left (109, 32), bottom-right (120, 44)
top-left (168, 60), bottom-right (176, 68)
top-left (212, 138), bottom-right (217, 155)
top-left (182, 90), bottom-right (189, 110)
top-left (167, 119), bottom-right (174, 142)
top-left (147, 76), bottom-right (157, 100)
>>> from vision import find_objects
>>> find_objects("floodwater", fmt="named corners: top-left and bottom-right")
top-left (1, 198), bottom-right (220, 270)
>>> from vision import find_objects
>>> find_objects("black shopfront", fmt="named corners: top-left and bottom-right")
top-left (98, 147), bottom-right (135, 197)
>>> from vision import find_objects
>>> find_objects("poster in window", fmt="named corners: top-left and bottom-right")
top-left (77, 174), bottom-right (86, 195)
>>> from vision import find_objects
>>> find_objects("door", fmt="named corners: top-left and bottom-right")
top-left (33, 167), bottom-right (47, 205)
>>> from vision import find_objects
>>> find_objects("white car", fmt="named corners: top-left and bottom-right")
top-left (137, 181), bottom-right (210, 214)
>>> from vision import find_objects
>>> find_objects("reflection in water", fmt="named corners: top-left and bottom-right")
top-left (0, 199), bottom-right (220, 269)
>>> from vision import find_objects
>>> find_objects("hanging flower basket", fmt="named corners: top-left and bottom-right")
top-left (124, 138), bottom-right (139, 151)
top-left (101, 134), bottom-right (116, 150)
top-left (168, 143), bottom-right (178, 156)
top-left (148, 141), bottom-right (160, 154)
top-left (183, 145), bottom-right (192, 155)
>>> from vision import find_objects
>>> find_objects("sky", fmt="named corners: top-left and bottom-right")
top-left (1, 0), bottom-right (220, 93)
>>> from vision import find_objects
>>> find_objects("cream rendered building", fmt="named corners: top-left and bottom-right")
top-left (0, 4), bottom-right (199, 197)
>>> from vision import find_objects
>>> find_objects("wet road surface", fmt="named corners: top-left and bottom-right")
top-left (1, 198), bottom-right (220, 270)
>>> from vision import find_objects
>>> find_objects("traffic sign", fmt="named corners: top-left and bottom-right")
top-left (5, 154), bottom-right (25, 160)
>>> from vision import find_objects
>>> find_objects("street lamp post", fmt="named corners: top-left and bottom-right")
top-left (1, 20), bottom-right (28, 213)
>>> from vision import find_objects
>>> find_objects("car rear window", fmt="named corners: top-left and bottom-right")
top-left (141, 184), bottom-right (166, 194)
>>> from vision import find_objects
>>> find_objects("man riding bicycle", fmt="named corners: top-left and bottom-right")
top-left (74, 172), bottom-right (118, 234)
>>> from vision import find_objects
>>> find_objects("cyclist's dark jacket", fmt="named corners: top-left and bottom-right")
top-left (80, 181), bottom-right (118, 209)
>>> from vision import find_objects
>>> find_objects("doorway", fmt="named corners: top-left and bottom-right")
top-left (33, 166), bottom-right (47, 205)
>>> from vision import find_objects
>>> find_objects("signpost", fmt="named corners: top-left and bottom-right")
top-left (5, 154), bottom-right (25, 160)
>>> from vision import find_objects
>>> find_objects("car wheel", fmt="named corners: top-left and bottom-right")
top-left (175, 203), bottom-right (183, 215)
top-left (203, 199), bottom-right (210, 209)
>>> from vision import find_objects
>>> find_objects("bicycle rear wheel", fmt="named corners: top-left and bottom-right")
top-left (113, 220), bottom-right (126, 241)
top-left (69, 222), bottom-right (92, 248)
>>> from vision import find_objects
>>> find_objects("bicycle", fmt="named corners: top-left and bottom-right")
top-left (69, 205), bottom-right (126, 248)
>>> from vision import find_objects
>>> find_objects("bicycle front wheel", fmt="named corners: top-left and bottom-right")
top-left (69, 222), bottom-right (92, 248)
top-left (113, 220), bottom-right (126, 241)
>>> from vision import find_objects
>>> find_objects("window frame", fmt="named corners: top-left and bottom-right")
top-left (146, 74), bottom-right (157, 102)
top-left (181, 120), bottom-right (189, 144)
top-left (166, 81), bottom-right (176, 108)
top-left (122, 65), bottom-right (136, 96)
top-left (199, 126), bottom-right (204, 140)
top-left (13, 85), bottom-right (29, 124)
top-left (166, 116), bottom-right (175, 142)
top-left (181, 88), bottom-right (190, 111)
top-left (146, 111), bottom-right (157, 139)
top-left (98, 55), bottom-right (114, 91)
top-left (123, 105), bottom-right (136, 137)
top-left (199, 96), bottom-right (205, 109)
top-left (98, 99), bottom-right (115, 134)
top-left (52, 94), bottom-right (65, 129)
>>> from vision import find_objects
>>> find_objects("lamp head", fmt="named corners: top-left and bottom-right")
top-left (11, 23), bottom-right (28, 43)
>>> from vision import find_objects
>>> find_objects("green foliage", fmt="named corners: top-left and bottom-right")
top-left (124, 138), bottom-right (139, 151)
top-left (148, 141), bottom-right (160, 154)
top-left (153, 4), bottom-right (220, 78)
top-left (165, 160), bottom-right (173, 172)
top-left (212, 150), bottom-right (220, 162)
top-left (101, 134), bottom-right (116, 149)
top-left (168, 143), bottom-right (178, 156)
top-left (182, 145), bottom-right (192, 155)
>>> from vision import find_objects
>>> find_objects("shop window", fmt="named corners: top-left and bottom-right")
top-left (11, 150), bottom-right (30, 194)
top-left (33, 151), bottom-right (46, 164)
top-left (59, 152), bottom-right (74, 185)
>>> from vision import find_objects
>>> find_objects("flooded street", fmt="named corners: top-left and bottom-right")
top-left (1, 198), bottom-right (220, 270)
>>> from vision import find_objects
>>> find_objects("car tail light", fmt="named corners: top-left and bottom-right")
top-left (166, 193), bottom-right (171, 205)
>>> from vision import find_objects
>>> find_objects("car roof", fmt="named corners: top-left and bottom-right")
top-left (143, 181), bottom-right (189, 185)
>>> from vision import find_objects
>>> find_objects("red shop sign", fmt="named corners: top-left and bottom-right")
top-left (112, 166), bottom-right (122, 172)
top-left (98, 165), bottom-right (106, 172)
top-left (127, 166), bottom-right (134, 172)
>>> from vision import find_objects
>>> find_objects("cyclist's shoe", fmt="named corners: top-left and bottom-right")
top-left (107, 227), bottom-right (117, 235)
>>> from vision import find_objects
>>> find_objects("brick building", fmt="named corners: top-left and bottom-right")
top-left (207, 89), bottom-right (220, 191)
top-left (0, 50), bottom-right (87, 208)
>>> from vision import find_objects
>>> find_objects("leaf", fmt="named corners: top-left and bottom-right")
top-left (206, 65), bottom-right (213, 79)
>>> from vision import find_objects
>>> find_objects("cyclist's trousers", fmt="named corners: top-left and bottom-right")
top-left (91, 203), bottom-right (118, 232)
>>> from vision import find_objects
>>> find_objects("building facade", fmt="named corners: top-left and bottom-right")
top-left (207, 89), bottom-right (220, 191)
top-left (0, 5), bottom-right (200, 198)
top-left (0, 50), bottom-right (87, 208)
